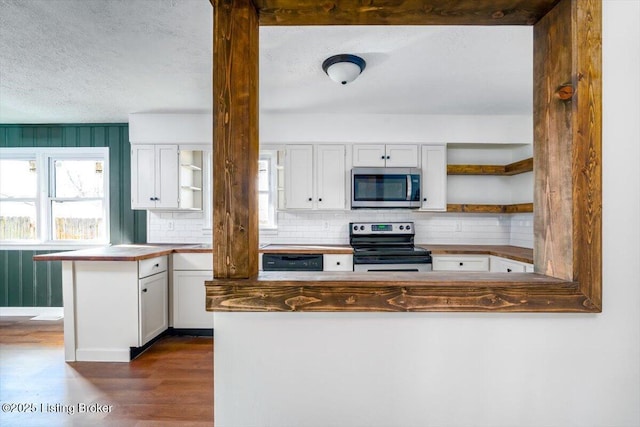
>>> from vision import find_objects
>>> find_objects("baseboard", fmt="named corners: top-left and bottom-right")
top-left (0, 307), bottom-right (64, 317)
top-left (168, 327), bottom-right (214, 337)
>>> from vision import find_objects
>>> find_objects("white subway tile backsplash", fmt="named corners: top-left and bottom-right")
top-left (148, 208), bottom-right (534, 248)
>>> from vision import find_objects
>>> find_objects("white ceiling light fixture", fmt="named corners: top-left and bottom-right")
top-left (322, 54), bottom-right (366, 85)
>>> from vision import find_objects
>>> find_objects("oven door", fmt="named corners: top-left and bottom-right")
top-left (354, 263), bottom-right (432, 272)
top-left (351, 168), bottom-right (421, 208)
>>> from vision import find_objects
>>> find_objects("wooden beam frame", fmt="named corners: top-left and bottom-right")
top-left (208, 0), bottom-right (602, 312)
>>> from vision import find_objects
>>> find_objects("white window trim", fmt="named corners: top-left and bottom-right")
top-left (0, 147), bottom-right (110, 248)
top-left (259, 150), bottom-right (278, 230)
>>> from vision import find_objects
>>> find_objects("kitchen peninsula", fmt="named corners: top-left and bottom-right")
top-left (35, 242), bottom-right (542, 361)
top-left (34, 244), bottom-right (213, 362)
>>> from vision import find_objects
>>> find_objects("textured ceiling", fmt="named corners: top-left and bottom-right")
top-left (0, 0), bottom-right (532, 124)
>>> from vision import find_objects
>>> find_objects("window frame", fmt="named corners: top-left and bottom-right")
top-left (0, 147), bottom-right (110, 247)
top-left (258, 149), bottom-right (278, 230)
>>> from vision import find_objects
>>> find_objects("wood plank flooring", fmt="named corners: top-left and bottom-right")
top-left (0, 317), bottom-right (213, 426)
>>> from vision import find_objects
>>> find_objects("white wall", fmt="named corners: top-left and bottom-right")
top-left (213, 2), bottom-right (640, 426)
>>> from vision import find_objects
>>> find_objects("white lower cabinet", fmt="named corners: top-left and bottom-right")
top-left (432, 255), bottom-right (490, 272)
top-left (139, 270), bottom-right (169, 346)
top-left (489, 256), bottom-right (534, 273)
top-left (67, 255), bottom-right (168, 362)
top-left (172, 253), bottom-right (214, 329)
top-left (323, 254), bottom-right (353, 271)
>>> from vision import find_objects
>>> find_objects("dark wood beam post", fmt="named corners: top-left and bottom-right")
top-left (533, 0), bottom-right (574, 281)
top-left (571, 0), bottom-right (602, 308)
top-left (534, 0), bottom-right (602, 308)
top-left (212, 0), bottom-right (259, 279)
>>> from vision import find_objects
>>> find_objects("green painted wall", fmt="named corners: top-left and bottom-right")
top-left (0, 124), bottom-right (146, 307)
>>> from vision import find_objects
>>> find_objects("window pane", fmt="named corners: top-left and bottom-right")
top-left (52, 200), bottom-right (105, 240)
top-left (0, 200), bottom-right (37, 240)
top-left (0, 159), bottom-right (37, 198)
top-left (53, 159), bottom-right (104, 198)
top-left (258, 160), bottom-right (269, 192)
top-left (259, 193), bottom-right (270, 226)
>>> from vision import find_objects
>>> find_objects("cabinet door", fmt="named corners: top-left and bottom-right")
top-left (421, 145), bottom-right (447, 211)
top-left (173, 270), bottom-right (214, 329)
top-left (139, 271), bottom-right (168, 346)
top-left (316, 145), bottom-right (346, 210)
top-left (155, 145), bottom-right (179, 209)
top-left (131, 145), bottom-right (157, 209)
top-left (285, 145), bottom-right (314, 209)
top-left (385, 144), bottom-right (419, 167)
top-left (352, 145), bottom-right (386, 167)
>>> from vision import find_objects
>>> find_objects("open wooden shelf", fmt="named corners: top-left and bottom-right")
top-left (447, 157), bottom-right (533, 176)
top-left (447, 203), bottom-right (533, 213)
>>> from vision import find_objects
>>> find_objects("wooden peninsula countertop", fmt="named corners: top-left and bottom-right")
top-left (33, 244), bottom-right (212, 262)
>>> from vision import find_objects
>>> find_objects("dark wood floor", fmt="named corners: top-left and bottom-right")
top-left (0, 316), bottom-right (213, 426)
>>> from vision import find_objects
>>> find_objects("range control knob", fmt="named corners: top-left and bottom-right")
top-left (399, 225), bottom-right (404, 230)
top-left (360, 225), bottom-right (365, 231)
top-left (353, 225), bottom-right (358, 231)
top-left (406, 225), bottom-right (411, 230)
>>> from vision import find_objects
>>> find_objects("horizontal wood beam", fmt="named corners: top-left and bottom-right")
top-left (205, 273), bottom-right (598, 312)
top-left (251, 0), bottom-right (561, 26)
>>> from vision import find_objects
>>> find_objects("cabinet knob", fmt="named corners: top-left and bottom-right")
top-left (142, 288), bottom-right (148, 293)
top-left (507, 268), bottom-right (512, 273)
top-left (386, 156), bottom-right (390, 159)
top-left (318, 198), bottom-right (323, 202)
top-left (423, 197), bottom-right (427, 201)
top-left (336, 262), bottom-right (341, 265)
top-left (381, 155), bottom-right (385, 159)
top-left (154, 263), bottom-right (159, 268)
top-left (149, 197), bottom-right (154, 201)
top-left (308, 197), bottom-right (312, 201)
top-left (459, 262), bottom-right (464, 266)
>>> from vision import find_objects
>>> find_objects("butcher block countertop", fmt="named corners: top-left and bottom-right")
top-left (421, 245), bottom-right (533, 264)
top-left (32, 243), bottom-right (531, 263)
top-left (259, 244), bottom-right (353, 254)
top-left (32, 244), bottom-right (210, 262)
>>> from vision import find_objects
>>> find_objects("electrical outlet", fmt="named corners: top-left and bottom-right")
top-left (455, 221), bottom-right (462, 232)
top-left (324, 222), bottom-right (329, 230)
top-left (167, 220), bottom-right (175, 231)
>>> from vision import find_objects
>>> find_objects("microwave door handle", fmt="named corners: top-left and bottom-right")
top-left (406, 175), bottom-right (412, 200)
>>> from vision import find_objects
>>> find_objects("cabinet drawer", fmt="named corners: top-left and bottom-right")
top-left (489, 256), bottom-right (532, 273)
top-left (432, 255), bottom-right (489, 272)
top-left (323, 254), bottom-right (353, 272)
top-left (139, 256), bottom-right (168, 278)
top-left (173, 253), bottom-right (214, 271)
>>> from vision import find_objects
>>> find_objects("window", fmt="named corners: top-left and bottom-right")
top-left (258, 151), bottom-right (277, 229)
top-left (0, 148), bottom-right (109, 244)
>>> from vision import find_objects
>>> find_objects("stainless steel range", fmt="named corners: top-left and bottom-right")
top-left (350, 222), bottom-right (432, 272)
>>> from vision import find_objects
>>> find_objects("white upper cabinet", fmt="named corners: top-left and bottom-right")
top-left (352, 144), bottom-right (418, 167)
top-left (316, 145), bottom-right (346, 210)
top-left (420, 145), bottom-right (447, 211)
top-left (131, 145), bottom-right (179, 209)
top-left (131, 145), bottom-right (202, 210)
top-left (285, 145), bottom-right (314, 209)
top-left (285, 144), bottom-right (346, 210)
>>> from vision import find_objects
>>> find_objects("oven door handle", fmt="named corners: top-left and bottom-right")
top-left (406, 175), bottom-right (412, 200)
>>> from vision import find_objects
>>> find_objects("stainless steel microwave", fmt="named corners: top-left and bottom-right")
top-left (351, 167), bottom-right (421, 208)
